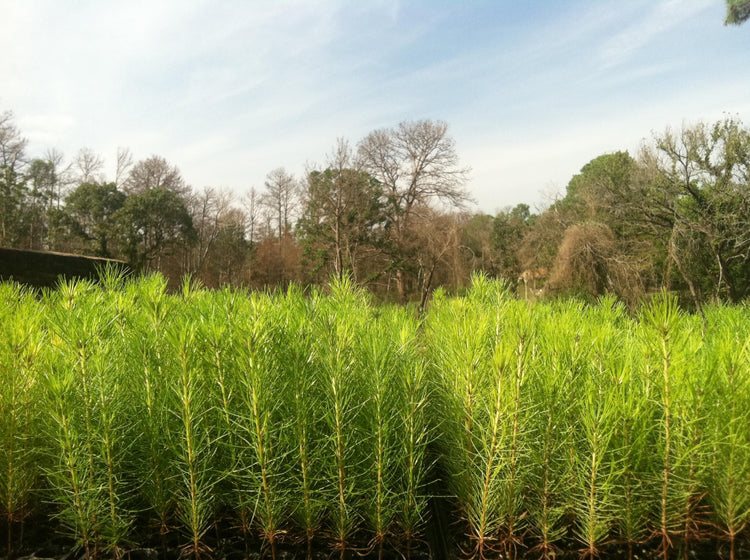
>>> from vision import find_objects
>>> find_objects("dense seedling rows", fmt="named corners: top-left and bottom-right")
top-left (0, 275), bottom-right (748, 560)
top-left (0, 276), bottom-right (431, 560)
top-left (426, 280), bottom-right (750, 560)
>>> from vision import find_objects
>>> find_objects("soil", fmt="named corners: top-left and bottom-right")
top-left (3, 513), bottom-right (747, 560)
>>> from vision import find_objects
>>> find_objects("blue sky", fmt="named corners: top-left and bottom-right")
top-left (2, 0), bottom-right (749, 213)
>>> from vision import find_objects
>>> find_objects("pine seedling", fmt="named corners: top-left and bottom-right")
top-left (86, 279), bottom-right (144, 557)
top-left (198, 289), bottom-right (251, 544)
top-left (571, 360), bottom-right (621, 559)
top-left (610, 332), bottom-right (654, 560)
top-left (164, 308), bottom-right (218, 559)
top-left (570, 300), bottom-right (634, 559)
top-left (0, 286), bottom-right (44, 559)
top-left (674, 326), bottom-right (712, 560)
top-left (233, 293), bottom-right (291, 560)
top-left (474, 331), bottom-right (512, 559)
top-left (639, 291), bottom-right (699, 560)
top-left (708, 313), bottom-right (750, 560)
top-left (426, 275), bottom-right (510, 558)
top-left (278, 288), bottom-right (326, 559)
top-left (313, 278), bottom-right (370, 559)
top-left (427, 294), bottom-right (493, 555)
top-left (124, 274), bottom-right (178, 543)
top-left (555, 301), bottom-right (593, 544)
top-left (525, 301), bottom-right (580, 559)
top-left (393, 311), bottom-right (432, 558)
top-left (360, 310), bottom-right (402, 560)
top-left (42, 364), bottom-right (100, 558)
top-left (92, 350), bottom-right (137, 556)
top-left (166, 281), bottom-right (229, 560)
top-left (41, 279), bottom-right (120, 558)
top-left (499, 302), bottom-right (536, 560)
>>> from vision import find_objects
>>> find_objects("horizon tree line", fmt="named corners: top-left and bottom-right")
top-left (1, 108), bottom-right (749, 309)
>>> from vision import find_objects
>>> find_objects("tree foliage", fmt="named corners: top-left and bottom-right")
top-left (61, 182), bottom-right (126, 258)
top-left (0, 111), bottom-right (28, 246)
top-left (2, 107), bottom-right (750, 308)
top-left (660, 119), bottom-right (750, 301)
top-left (124, 155), bottom-right (187, 197)
top-left (357, 119), bottom-right (470, 299)
top-left (298, 140), bottom-right (385, 283)
top-left (116, 187), bottom-right (196, 272)
top-left (261, 167), bottom-right (298, 239)
top-left (491, 204), bottom-right (534, 280)
top-left (725, 0), bottom-right (750, 24)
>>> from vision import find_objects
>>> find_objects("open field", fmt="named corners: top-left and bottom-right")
top-left (1, 275), bottom-right (748, 560)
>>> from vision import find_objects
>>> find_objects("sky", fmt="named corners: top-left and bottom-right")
top-left (2, 0), bottom-right (749, 214)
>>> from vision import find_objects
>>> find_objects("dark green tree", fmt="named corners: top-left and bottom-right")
top-left (491, 204), bottom-right (535, 281)
top-left (61, 182), bottom-right (126, 258)
top-left (654, 118), bottom-right (750, 302)
top-left (24, 158), bottom-right (58, 249)
top-left (563, 153), bottom-right (633, 218)
top-left (725, 0), bottom-right (750, 24)
top-left (298, 164), bottom-right (385, 283)
top-left (116, 187), bottom-right (196, 271)
top-left (629, 118), bottom-right (750, 307)
top-left (456, 213), bottom-right (497, 277)
top-left (519, 152), bottom-right (661, 303)
top-left (586, 118), bottom-right (750, 306)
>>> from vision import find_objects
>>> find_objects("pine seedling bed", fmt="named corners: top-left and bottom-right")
top-left (0, 275), bottom-right (748, 560)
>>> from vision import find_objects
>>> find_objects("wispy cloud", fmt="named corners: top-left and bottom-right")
top-left (597, 0), bottom-right (714, 69)
top-left (1, 0), bottom-right (747, 209)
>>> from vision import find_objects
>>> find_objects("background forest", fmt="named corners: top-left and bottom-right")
top-left (2, 108), bottom-right (749, 310)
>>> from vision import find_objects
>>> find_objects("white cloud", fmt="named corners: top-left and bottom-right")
top-left (597, 0), bottom-right (714, 69)
top-left (1, 1), bottom-right (747, 212)
top-left (17, 113), bottom-right (77, 147)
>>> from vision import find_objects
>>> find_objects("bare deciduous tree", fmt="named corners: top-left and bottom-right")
top-left (261, 167), bottom-right (298, 239)
top-left (357, 119), bottom-right (470, 299)
top-left (115, 147), bottom-right (133, 190)
top-left (410, 208), bottom-right (461, 313)
top-left (243, 187), bottom-right (261, 245)
top-left (205, 206), bottom-right (248, 286)
top-left (124, 155), bottom-right (188, 197)
top-left (74, 147), bottom-right (105, 184)
top-left (0, 111), bottom-right (28, 245)
top-left (188, 186), bottom-right (234, 276)
top-left (0, 111), bottom-right (27, 169)
top-left (43, 148), bottom-right (72, 212)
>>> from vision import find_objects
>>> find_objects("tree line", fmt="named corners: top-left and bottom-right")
top-left (1, 108), bottom-right (749, 308)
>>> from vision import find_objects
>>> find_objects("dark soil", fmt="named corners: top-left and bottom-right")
top-left (2, 513), bottom-right (747, 560)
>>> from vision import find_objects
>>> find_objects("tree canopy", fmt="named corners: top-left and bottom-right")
top-left (725, 0), bottom-right (750, 24)
top-left (2, 107), bottom-right (750, 308)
